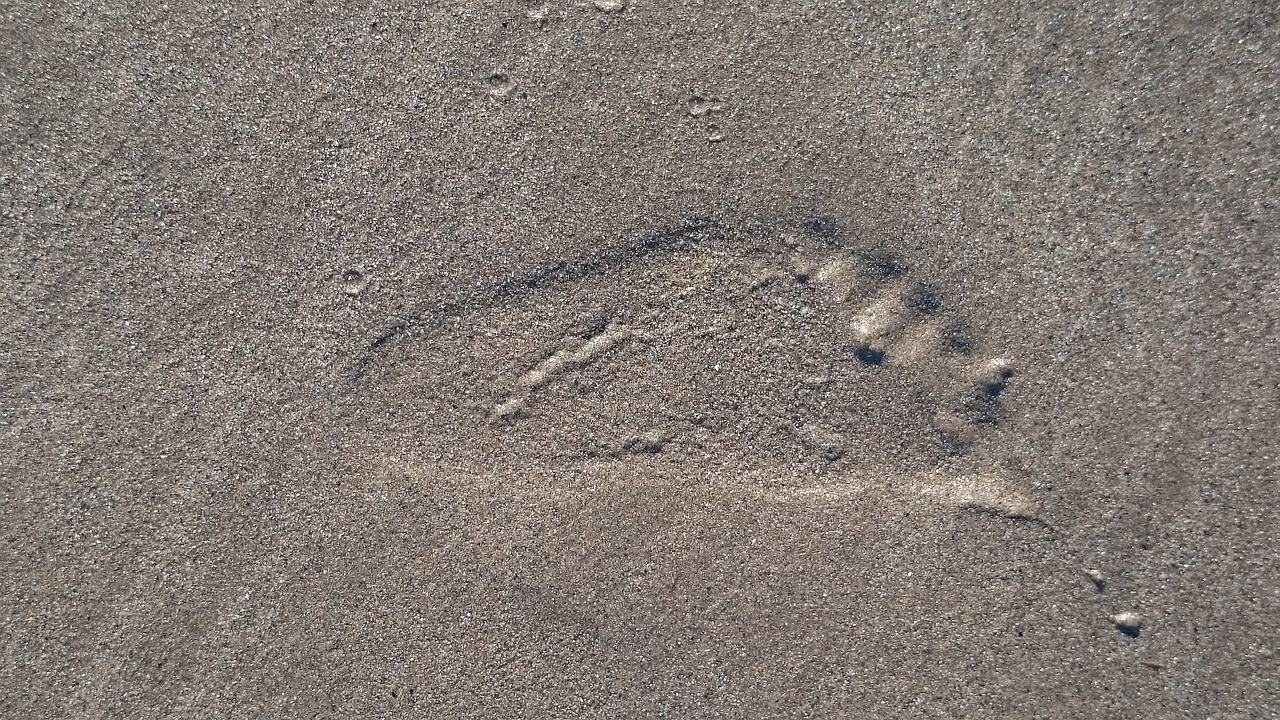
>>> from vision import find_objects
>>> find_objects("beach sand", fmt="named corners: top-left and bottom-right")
top-left (3, 1), bottom-right (1277, 716)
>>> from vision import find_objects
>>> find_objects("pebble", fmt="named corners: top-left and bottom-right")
top-left (1112, 611), bottom-right (1143, 637)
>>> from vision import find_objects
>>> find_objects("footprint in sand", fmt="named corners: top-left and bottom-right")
top-left (353, 214), bottom-right (1037, 521)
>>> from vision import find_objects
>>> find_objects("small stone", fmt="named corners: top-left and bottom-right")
top-left (1084, 568), bottom-right (1106, 591)
top-left (1112, 611), bottom-right (1143, 637)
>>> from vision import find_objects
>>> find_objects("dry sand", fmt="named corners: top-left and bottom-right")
top-left (3, 1), bottom-right (1277, 717)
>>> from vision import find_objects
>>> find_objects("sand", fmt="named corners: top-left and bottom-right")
top-left (2, 1), bottom-right (1277, 717)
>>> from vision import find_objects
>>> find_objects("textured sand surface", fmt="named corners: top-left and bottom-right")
top-left (3, 1), bottom-right (1278, 717)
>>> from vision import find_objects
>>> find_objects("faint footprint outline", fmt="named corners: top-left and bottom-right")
top-left (353, 213), bottom-right (1036, 522)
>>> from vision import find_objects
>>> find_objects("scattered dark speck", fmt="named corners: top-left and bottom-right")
top-left (632, 217), bottom-right (715, 257)
top-left (625, 434), bottom-right (668, 454)
top-left (863, 251), bottom-right (906, 279)
top-left (909, 282), bottom-right (942, 314)
top-left (943, 322), bottom-right (977, 353)
top-left (581, 315), bottom-right (611, 338)
top-left (801, 216), bottom-right (841, 242)
top-left (368, 323), bottom-right (406, 351)
top-left (938, 430), bottom-right (969, 455)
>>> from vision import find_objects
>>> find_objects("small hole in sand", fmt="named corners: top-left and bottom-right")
top-left (855, 346), bottom-right (886, 365)
top-left (342, 268), bottom-right (368, 296)
top-left (486, 72), bottom-right (514, 95)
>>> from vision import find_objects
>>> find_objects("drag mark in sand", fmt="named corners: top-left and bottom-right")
top-left (490, 324), bottom-right (633, 423)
